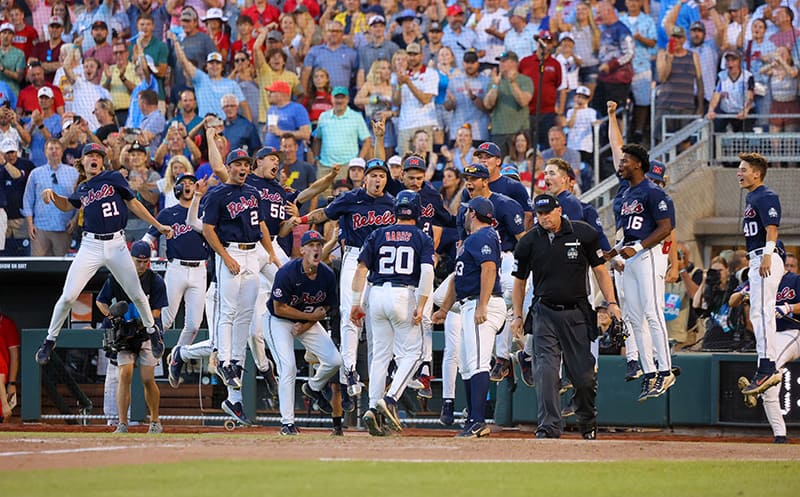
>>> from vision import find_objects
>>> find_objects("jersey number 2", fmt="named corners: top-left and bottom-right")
top-left (378, 246), bottom-right (414, 275)
top-left (101, 201), bottom-right (119, 218)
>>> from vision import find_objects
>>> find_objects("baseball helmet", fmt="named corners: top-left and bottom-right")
top-left (394, 189), bottom-right (420, 220)
top-left (173, 173), bottom-right (197, 198)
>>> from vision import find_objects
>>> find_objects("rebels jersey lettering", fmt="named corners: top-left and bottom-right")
top-left (148, 205), bottom-right (209, 261)
top-left (776, 272), bottom-right (800, 332)
top-left (418, 182), bottom-right (455, 237)
top-left (743, 185), bottom-right (781, 252)
top-left (267, 258), bottom-right (338, 323)
top-left (456, 192), bottom-right (524, 252)
top-left (246, 174), bottom-right (290, 235)
top-left (324, 188), bottom-right (395, 247)
top-left (358, 224), bottom-right (435, 287)
top-left (202, 183), bottom-right (266, 243)
top-left (455, 225), bottom-right (502, 300)
top-left (619, 178), bottom-right (672, 243)
top-left (68, 171), bottom-right (134, 233)
top-left (461, 175), bottom-right (533, 213)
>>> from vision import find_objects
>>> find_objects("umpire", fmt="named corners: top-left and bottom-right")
top-left (510, 194), bottom-right (620, 439)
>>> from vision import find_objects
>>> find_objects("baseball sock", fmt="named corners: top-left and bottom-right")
top-left (332, 416), bottom-right (342, 430)
top-left (469, 372), bottom-right (489, 423)
top-left (227, 387), bottom-right (243, 404)
top-left (758, 358), bottom-right (776, 373)
top-left (463, 378), bottom-right (472, 420)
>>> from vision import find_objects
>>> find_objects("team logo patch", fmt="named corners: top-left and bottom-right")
top-left (620, 200), bottom-right (644, 215)
top-left (596, 249), bottom-right (604, 258)
top-left (567, 247), bottom-right (578, 260)
top-left (481, 245), bottom-right (492, 255)
top-left (744, 205), bottom-right (756, 218)
top-left (658, 200), bottom-right (668, 212)
top-left (595, 218), bottom-right (602, 227)
top-left (273, 288), bottom-right (283, 298)
top-left (514, 213), bottom-right (523, 226)
top-left (769, 207), bottom-right (778, 218)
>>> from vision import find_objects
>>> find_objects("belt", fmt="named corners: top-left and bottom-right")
top-left (83, 230), bottom-right (123, 241)
top-left (459, 293), bottom-right (502, 306)
top-left (223, 242), bottom-right (257, 250)
top-left (749, 248), bottom-right (767, 257)
top-left (540, 300), bottom-right (578, 311)
top-left (169, 259), bottom-right (203, 267)
top-left (380, 282), bottom-right (415, 289)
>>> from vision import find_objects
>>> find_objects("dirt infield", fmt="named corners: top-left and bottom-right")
top-left (2, 424), bottom-right (799, 471)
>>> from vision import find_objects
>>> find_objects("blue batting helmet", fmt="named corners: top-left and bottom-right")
top-left (394, 189), bottom-right (420, 220)
top-left (173, 173), bottom-right (197, 198)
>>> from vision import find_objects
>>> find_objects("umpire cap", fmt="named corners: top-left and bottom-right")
top-left (533, 193), bottom-right (560, 213)
top-left (463, 197), bottom-right (495, 220)
top-left (395, 189), bottom-right (421, 219)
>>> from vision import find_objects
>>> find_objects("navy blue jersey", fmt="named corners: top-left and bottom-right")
top-left (619, 178), bottom-right (672, 243)
top-left (385, 177), bottom-right (404, 196)
top-left (743, 185), bottom-right (781, 252)
top-left (454, 225), bottom-right (502, 300)
top-left (68, 171), bottom-right (134, 233)
top-left (456, 192), bottom-right (524, 251)
top-left (266, 258), bottom-right (338, 323)
top-left (324, 188), bottom-right (395, 247)
top-left (557, 190), bottom-right (584, 221)
top-left (97, 270), bottom-right (168, 327)
top-left (418, 182), bottom-right (455, 236)
top-left (148, 204), bottom-right (209, 261)
top-left (202, 183), bottom-right (266, 243)
top-left (359, 224), bottom-right (435, 287)
top-left (246, 174), bottom-right (289, 236)
top-left (776, 271), bottom-right (800, 332)
top-left (461, 175), bottom-right (533, 213)
top-left (581, 202), bottom-right (612, 251)
top-left (613, 176), bottom-right (630, 230)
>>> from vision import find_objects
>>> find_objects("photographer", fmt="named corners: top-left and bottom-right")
top-left (692, 255), bottom-right (749, 350)
top-left (98, 241), bottom-right (167, 434)
top-left (666, 242), bottom-right (704, 348)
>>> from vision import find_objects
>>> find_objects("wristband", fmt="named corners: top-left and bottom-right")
top-left (764, 241), bottom-right (776, 254)
top-left (300, 215), bottom-right (309, 224)
top-left (8, 381), bottom-right (15, 385)
top-left (352, 291), bottom-right (362, 304)
top-left (491, 84), bottom-right (498, 89)
top-left (607, 302), bottom-right (618, 307)
top-left (632, 242), bottom-right (644, 253)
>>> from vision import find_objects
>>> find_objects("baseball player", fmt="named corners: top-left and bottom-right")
top-left (142, 174), bottom-right (209, 367)
top-left (603, 143), bottom-right (675, 402)
top-left (432, 196), bottom-right (506, 438)
top-left (737, 152), bottom-right (785, 395)
top-left (731, 268), bottom-right (799, 443)
top-left (263, 230), bottom-right (342, 436)
top-left (350, 190), bottom-right (435, 435)
top-left (288, 159), bottom-right (396, 407)
top-left (35, 143), bottom-right (174, 366)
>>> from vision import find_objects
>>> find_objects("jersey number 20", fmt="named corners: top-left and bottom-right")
top-left (378, 246), bottom-right (414, 275)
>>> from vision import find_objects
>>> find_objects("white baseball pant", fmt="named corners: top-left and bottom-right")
top-left (339, 246), bottom-right (364, 383)
top-left (47, 232), bottom-right (154, 341)
top-left (759, 329), bottom-right (800, 437)
top-left (249, 241), bottom-right (290, 372)
top-left (460, 297), bottom-right (507, 379)
top-left (434, 274), bottom-right (462, 399)
top-left (494, 251), bottom-right (516, 360)
top-left (748, 252), bottom-right (784, 361)
top-left (215, 246), bottom-right (259, 366)
top-left (264, 311), bottom-right (342, 425)
top-left (614, 267), bottom-right (640, 361)
top-left (367, 283), bottom-right (425, 408)
top-left (161, 261), bottom-right (207, 346)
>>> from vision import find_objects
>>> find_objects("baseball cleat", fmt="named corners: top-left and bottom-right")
top-left (407, 378), bottom-right (424, 390)
top-left (35, 339), bottom-right (56, 366)
top-left (489, 357), bottom-right (511, 382)
top-left (149, 327), bottom-right (164, 359)
top-left (559, 378), bottom-right (574, 395)
top-left (646, 372), bottom-right (676, 399)
top-left (377, 396), bottom-right (403, 432)
top-left (741, 370), bottom-right (783, 395)
top-left (581, 424), bottom-right (597, 440)
top-left (280, 423), bottom-right (299, 436)
top-left (416, 375), bottom-right (433, 399)
top-left (439, 399), bottom-right (455, 426)
top-left (222, 400), bottom-right (254, 426)
top-left (148, 422), bottom-right (163, 434)
top-left (561, 402), bottom-right (576, 418)
top-left (738, 376), bottom-right (758, 408)
top-left (113, 423), bottom-right (129, 434)
top-left (456, 421), bottom-right (490, 438)
top-left (340, 384), bottom-right (355, 412)
top-left (515, 350), bottom-right (535, 387)
top-left (167, 346), bottom-right (184, 388)
top-left (261, 359), bottom-right (278, 401)
top-left (346, 370), bottom-right (362, 398)
top-left (302, 383), bottom-right (333, 414)
top-left (774, 435), bottom-right (788, 444)
top-left (625, 360), bottom-right (643, 382)
top-left (638, 376), bottom-right (655, 402)
top-left (331, 426), bottom-right (344, 436)
top-left (218, 364), bottom-right (242, 389)
top-left (363, 408), bottom-right (385, 437)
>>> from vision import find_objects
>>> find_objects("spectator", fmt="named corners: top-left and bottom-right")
top-left (433, 46), bottom-right (459, 142)
top-left (157, 154), bottom-right (194, 209)
top-left (769, 6), bottom-right (800, 49)
top-left (0, 310), bottom-right (19, 421)
top-left (30, 16), bottom-right (66, 84)
top-left (0, 137), bottom-right (34, 252)
top-left (439, 165), bottom-right (465, 214)
top-left (620, 0), bottom-right (657, 144)
top-left (102, 40), bottom-right (138, 126)
top-left (168, 7), bottom-right (217, 107)
top-left (202, 9), bottom-right (230, 63)
top-left (21, 139), bottom-right (77, 256)
top-left (281, 10), bottom-right (314, 62)
top-left (135, 89), bottom-right (166, 157)
top-left (230, 50), bottom-right (261, 130)
top-left (84, 20), bottom-right (113, 67)
top-left (126, 0), bottom-right (170, 42)
top-left (504, 6), bottom-right (538, 60)
top-left (302, 20), bottom-right (358, 93)
top-left (123, 53), bottom-right (159, 129)
top-left (565, 85), bottom-right (598, 172)
top-left (332, 0), bottom-right (368, 45)
top-left (357, 15), bottom-right (399, 88)
top-left (169, 32), bottom-right (251, 121)
top-left (232, 15), bottom-right (256, 58)
top-left (25, 87), bottom-right (62, 167)
top-left (122, 141), bottom-right (160, 241)
top-left (684, 21), bottom-right (719, 111)
top-left (346, 156), bottom-right (366, 188)
top-left (541, 126), bottom-right (581, 178)
top-left (280, 133), bottom-right (317, 215)
top-left (723, 0), bottom-right (749, 51)
top-left (654, 26), bottom-right (704, 143)
top-left (502, 131), bottom-right (532, 180)
top-left (354, 58), bottom-right (396, 156)
top-left (167, 89), bottom-right (202, 135)
top-left (0, 23), bottom-right (25, 97)
top-left (313, 86), bottom-right (371, 180)
top-left (303, 68), bottom-right (333, 128)
top-left (241, 0), bottom-right (280, 29)
top-left (391, 9), bottom-right (427, 50)
top-left (519, 30), bottom-right (564, 150)
top-left (283, 0), bottom-right (320, 20)
top-left (442, 4), bottom-right (478, 68)
top-left (8, 5), bottom-right (37, 59)
top-left (482, 51), bottom-right (533, 155)
top-left (17, 62), bottom-right (66, 117)
top-left (665, 0), bottom-right (725, 48)
top-left (222, 93), bottom-right (261, 153)
top-left (706, 50), bottom-right (754, 133)
top-left (761, 46), bottom-right (800, 134)
top-left (254, 30), bottom-right (302, 124)
top-left (264, 81), bottom-right (311, 160)
top-left (63, 52), bottom-right (111, 131)
top-left (0, 106), bottom-right (30, 150)
top-left (265, 30), bottom-right (299, 74)
top-left (0, 139), bottom-right (19, 252)
top-left (425, 21), bottom-right (445, 66)
top-left (130, 14), bottom-right (168, 106)
top-left (440, 124), bottom-right (476, 172)
top-left (592, 1), bottom-right (634, 116)
top-left (468, 0), bottom-right (510, 69)
top-left (555, 33), bottom-right (580, 110)
top-left (154, 122), bottom-right (201, 174)
top-left (73, 0), bottom-right (112, 54)
top-left (746, 19), bottom-right (776, 129)
top-left (396, 42), bottom-right (439, 155)
top-left (92, 98), bottom-right (118, 143)
top-left (405, 129), bottom-right (438, 182)
top-left (445, 50), bottom-right (490, 143)
top-left (567, 1), bottom-right (601, 93)
top-left (59, 115), bottom-right (90, 166)
top-left (786, 253), bottom-right (798, 273)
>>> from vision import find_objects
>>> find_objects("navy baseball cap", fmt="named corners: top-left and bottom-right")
top-left (463, 197), bottom-right (495, 220)
top-left (647, 160), bottom-right (667, 183)
top-left (365, 158), bottom-right (389, 175)
top-left (462, 163), bottom-right (489, 179)
top-left (475, 141), bottom-right (502, 158)
top-left (534, 193), bottom-right (561, 213)
top-left (403, 155), bottom-right (426, 172)
top-left (301, 230), bottom-right (324, 246)
top-left (254, 146), bottom-right (283, 161)
top-left (82, 142), bottom-right (107, 158)
top-left (130, 240), bottom-right (151, 259)
top-left (225, 148), bottom-right (250, 165)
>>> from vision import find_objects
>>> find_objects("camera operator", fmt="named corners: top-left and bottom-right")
top-left (692, 256), bottom-right (749, 350)
top-left (666, 242), bottom-right (704, 349)
top-left (98, 240), bottom-right (168, 434)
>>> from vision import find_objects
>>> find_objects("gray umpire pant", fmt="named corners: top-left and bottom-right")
top-left (532, 302), bottom-right (597, 437)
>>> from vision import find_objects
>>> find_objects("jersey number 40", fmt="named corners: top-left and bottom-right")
top-left (743, 221), bottom-right (759, 237)
top-left (378, 246), bottom-right (414, 275)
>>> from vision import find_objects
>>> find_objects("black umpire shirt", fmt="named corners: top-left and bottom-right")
top-left (512, 217), bottom-right (605, 305)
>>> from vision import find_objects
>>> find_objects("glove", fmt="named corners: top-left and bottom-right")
top-left (776, 303), bottom-right (793, 318)
top-left (608, 316), bottom-right (629, 348)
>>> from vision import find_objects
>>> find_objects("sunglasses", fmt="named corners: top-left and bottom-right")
top-left (234, 57), bottom-right (247, 62)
